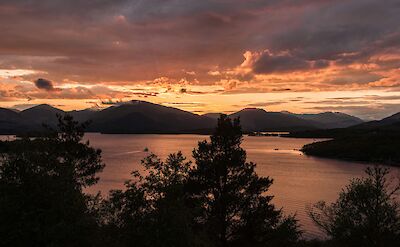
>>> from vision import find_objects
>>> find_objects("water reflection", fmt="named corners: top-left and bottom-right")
top-left (80, 133), bottom-right (399, 238)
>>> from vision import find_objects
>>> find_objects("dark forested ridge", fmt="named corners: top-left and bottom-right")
top-left (0, 101), bottom-right (363, 135)
top-left (293, 112), bottom-right (364, 129)
top-left (1, 101), bottom-right (215, 135)
top-left (301, 132), bottom-right (400, 167)
top-left (287, 112), bottom-right (400, 139)
top-left (228, 108), bottom-right (319, 132)
top-left (290, 112), bottom-right (400, 166)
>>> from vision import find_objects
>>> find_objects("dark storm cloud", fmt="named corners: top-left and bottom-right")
top-left (252, 51), bottom-right (331, 74)
top-left (269, 0), bottom-right (400, 59)
top-left (253, 52), bottom-right (311, 74)
top-left (34, 78), bottom-right (56, 91)
top-left (247, 0), bottom-right (400, 78)
top-left (323, 71), bottom-right (384, 85)
top-left (0, 0), bottom-right (399, 90)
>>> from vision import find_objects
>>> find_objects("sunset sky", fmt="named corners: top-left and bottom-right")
top-left (0, 0), bottom-right (399, 120)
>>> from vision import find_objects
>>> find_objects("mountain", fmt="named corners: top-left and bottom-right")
top-left (69, 109), bottom-right (99, 123)
top-left (228, 108), bottom-right (318, 132)
top-left (381, 112), bottom-right (400, 124)
top-left (0, 101), bottom-right (215, 134)
top-left (383, 112), bottom-right (400, 122)
top-left (0, 108), bottom-right (25, 134)
top-left (294, 112), bottom-right (364, 129)
top-left (352, 112), bottom-right (400, 130)
top-left (203, 110), bottom-right (363, 132)
top-left (0, 101), bottom-right (369, 134)
top-left (88, 101), bottom-right (214, 133)
top-left (203, 113), bottom-right (223, 120)
top-left (20, 104), bottom-right (65, 126)
top-left (0, 108), bottom-right (21, 121)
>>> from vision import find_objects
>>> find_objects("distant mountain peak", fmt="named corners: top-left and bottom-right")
top-left (380, 112), bottom-right (400, 124)
top-left (0, 101), bottom-right (374, 134)
top-left (230, 108), bottom-right (318, 132)
top-left (294, 111), bottom-right (363, 129)
top-left (384, 112), bottom-right (400, 120)
top-left (23, 104), bottom-right (62, 112)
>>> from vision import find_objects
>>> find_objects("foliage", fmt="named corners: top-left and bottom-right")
top-left (6, 113), bottom-right (399, 246)
top-left (99, 152), bottom-right (210, 247)
top-left (188, 114), bottom-right (300, 247)
top-left (301, 132), bottom-right (400, 166)
top-left (308, 166), bottom-right (400, 247)
top-left (0, 114), bottom-right (104, 246)
top-left (99, 115), bottom-right (300, 247)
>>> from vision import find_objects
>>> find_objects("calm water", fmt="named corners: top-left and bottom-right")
top-left (2, 134), bottom-right (397, 239)
top-left (81, 133), bottom-right (400, 239)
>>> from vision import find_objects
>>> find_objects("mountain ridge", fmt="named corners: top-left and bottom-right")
top-left (0, 101), bottom-right (368, 134)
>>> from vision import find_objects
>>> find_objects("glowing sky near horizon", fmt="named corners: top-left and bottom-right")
top-left (0, 0), bottom-right (399, 120)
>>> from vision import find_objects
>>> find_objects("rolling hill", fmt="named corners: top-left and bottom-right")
top-left (294, 112), bottom-right (363, 129)
top-left (228, 108), bottom-right (319, 132)
top-left (0, 108), bottom-right (25, 134)
top-left (87, 101), bottom-right (214, 133)
top-left (0, 101), bottom-right (367, 134)
top-left (20, 104), bottom-right (64, 127)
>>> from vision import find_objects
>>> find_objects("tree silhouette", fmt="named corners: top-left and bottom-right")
top-left (0, 114), bottom-right (104, 246)
top-left (308, 166), bottom-right (400, 247)
top-left (100, 152), bottom-right (210, 247)
top-left (188, 115), bottom-right (300, 247)
top-left (100, 115), bottom-right (299, 247)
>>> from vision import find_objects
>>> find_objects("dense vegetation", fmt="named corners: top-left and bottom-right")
top-left (0, 115), bottom-right (399, 246)
top-left (308, 167), bottom-right (400, 246)
top-left (0, 115), bottom-right (105, 246)
top-left (301, 132), bottom-right (400, 167)
top-left (287, 117), bottom-right (400, 166)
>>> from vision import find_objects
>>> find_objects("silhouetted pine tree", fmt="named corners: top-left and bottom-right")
top-left (0, 114), bottom-right (104, 246)
top-left (188, 115), bottom-right (300, 247)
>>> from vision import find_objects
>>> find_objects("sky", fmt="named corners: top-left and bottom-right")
top-left (0, 0), bottom-right (399, 120)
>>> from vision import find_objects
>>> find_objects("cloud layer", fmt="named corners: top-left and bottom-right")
top-left (0, 0), bottom-right (399, 118)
